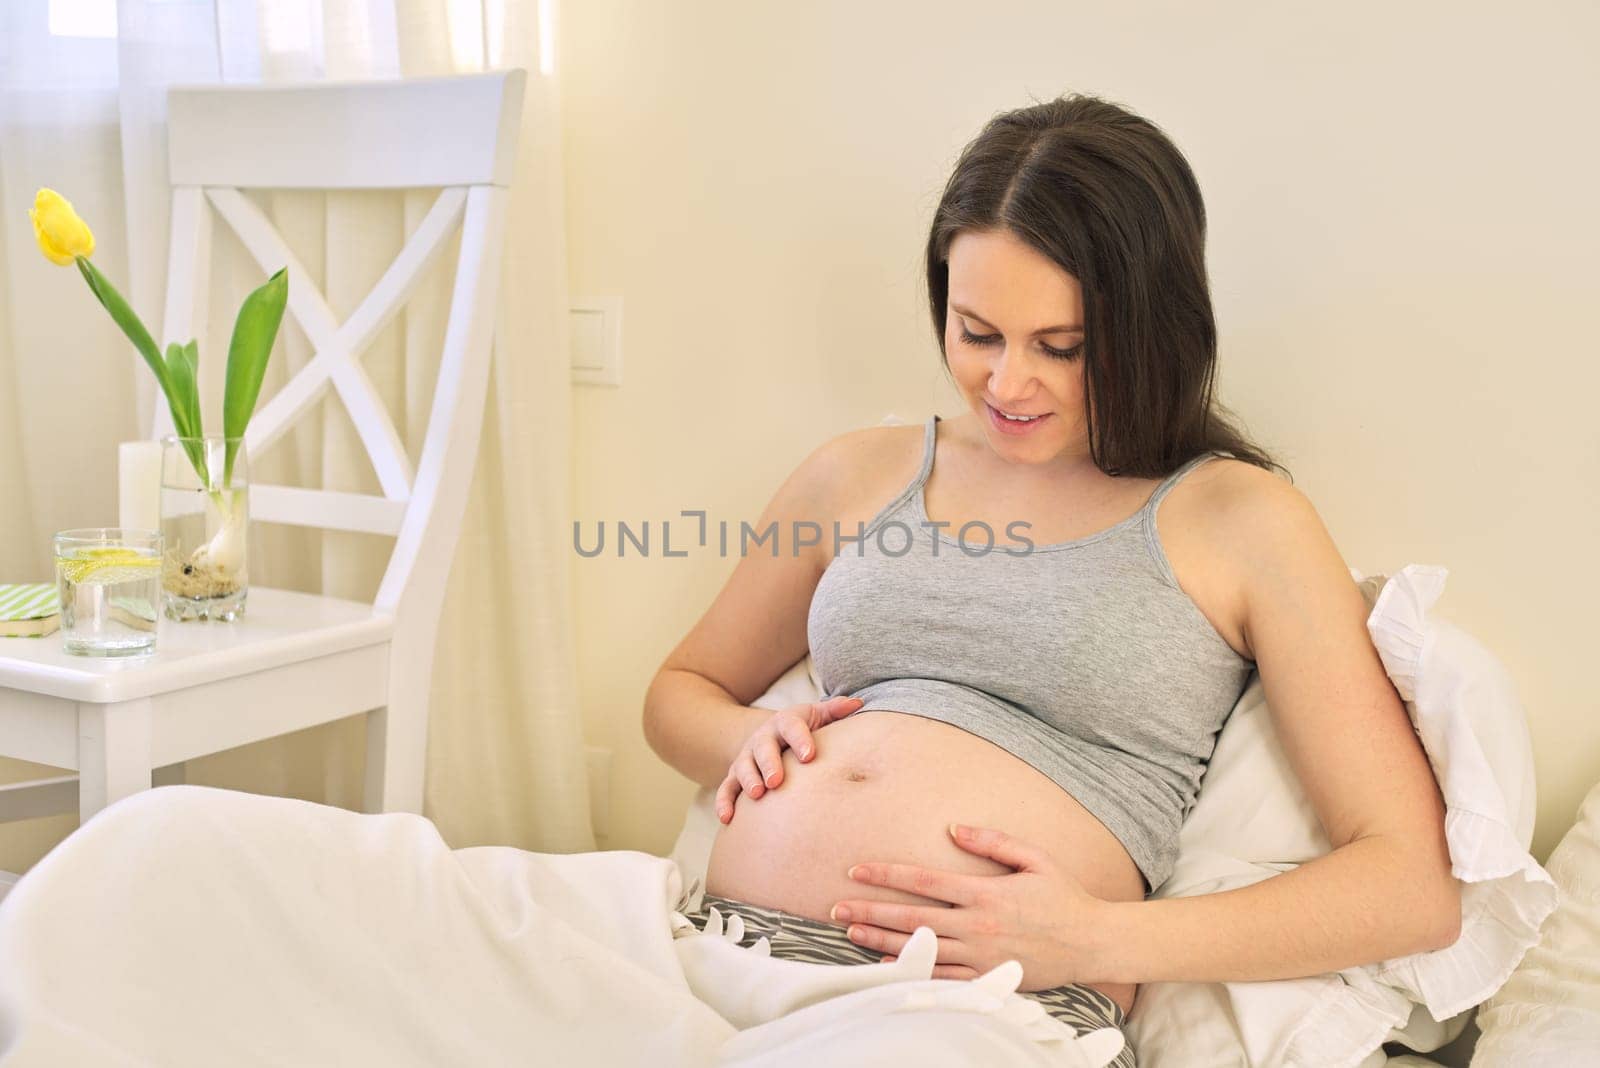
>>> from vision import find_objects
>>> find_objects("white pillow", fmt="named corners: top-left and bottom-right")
top-left (665, 566), bottom-right (1552, 1068)
top-left (1470, 780), bottom-right (1600, 1065)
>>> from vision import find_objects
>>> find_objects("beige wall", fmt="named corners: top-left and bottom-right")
top-left (562, 2), bottom-right (1599, 864)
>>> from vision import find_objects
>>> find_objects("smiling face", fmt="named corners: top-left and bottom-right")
top-left (944, 228), bottom-right (1093, 470)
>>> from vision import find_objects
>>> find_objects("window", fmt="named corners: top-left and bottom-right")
top-left (47, 0), bottom-right (116, 39)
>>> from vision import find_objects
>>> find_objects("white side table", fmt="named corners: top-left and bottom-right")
top-left (0, 587), bottom-right (394, 853)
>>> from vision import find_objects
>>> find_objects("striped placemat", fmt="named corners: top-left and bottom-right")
top-left (0, 583), bottom-right (59, 622)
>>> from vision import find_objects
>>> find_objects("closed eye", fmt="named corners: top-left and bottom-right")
top-left (959, 325), bottom-right (1082, 361)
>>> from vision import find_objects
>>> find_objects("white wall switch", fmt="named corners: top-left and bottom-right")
top-left (570, 296), bottom-right (622, 386)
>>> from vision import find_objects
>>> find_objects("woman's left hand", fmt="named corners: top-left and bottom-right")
top-left (830, 822), bottom-right (1110, 989)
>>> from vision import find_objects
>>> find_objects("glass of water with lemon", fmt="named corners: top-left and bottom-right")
top-left (53, 528), bottom-right (163, 657)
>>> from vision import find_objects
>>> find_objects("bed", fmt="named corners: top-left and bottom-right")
top-left (0, 566), bottom-right (1579, 1066)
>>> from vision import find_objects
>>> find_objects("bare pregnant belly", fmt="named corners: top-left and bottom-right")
top-left (703, 710), bottom-right (1143, 1018)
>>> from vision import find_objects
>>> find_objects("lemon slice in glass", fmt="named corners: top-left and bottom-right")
top-left (57, 547), bottom-right (161, 586)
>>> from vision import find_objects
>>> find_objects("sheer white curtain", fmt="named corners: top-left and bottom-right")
top-left (0, 0), bottom-right (594, 870)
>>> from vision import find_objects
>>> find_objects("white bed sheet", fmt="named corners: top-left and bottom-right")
top-left (0, 784), bottom-right (1127, 1067)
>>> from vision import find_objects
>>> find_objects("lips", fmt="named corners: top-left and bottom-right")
top-left (985, 401), bottom-right (1052, 435)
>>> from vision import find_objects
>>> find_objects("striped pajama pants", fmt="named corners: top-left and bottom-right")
top-left (687, 892), bottom-right (1137, 1067)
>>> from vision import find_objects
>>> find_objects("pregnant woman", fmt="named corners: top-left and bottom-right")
top-left (643, 94), bottom-right (1459, 1063)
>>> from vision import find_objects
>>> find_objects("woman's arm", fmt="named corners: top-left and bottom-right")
top-left (642, 427), bottom-right (867, 790)
top-left (1091, 837), bottom-right (1458, 983)
top-left (643, 670), bottom-right (776, 791)
top-left (1089, 466), bottom-right (1460, 983)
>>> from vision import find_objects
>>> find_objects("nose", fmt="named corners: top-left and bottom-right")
top-left (986, 344), bottom-right (1041, 406)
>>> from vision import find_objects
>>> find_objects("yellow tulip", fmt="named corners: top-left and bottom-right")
top-left (28, 188), bottom-right (95, 266)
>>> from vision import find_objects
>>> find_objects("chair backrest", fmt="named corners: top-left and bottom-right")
top-left (153, 71), bottom-right (526, 621)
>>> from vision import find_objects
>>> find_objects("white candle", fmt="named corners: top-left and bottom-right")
top-left (118, 440), bottom-right (162, 533)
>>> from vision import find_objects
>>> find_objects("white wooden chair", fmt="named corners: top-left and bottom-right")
top-left (0, 70), bottom-right (527, 888)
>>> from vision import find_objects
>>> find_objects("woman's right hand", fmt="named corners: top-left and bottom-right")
top-left (716, 696), bottom-right (866, 823)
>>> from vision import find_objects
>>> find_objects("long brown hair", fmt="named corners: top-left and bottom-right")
top-left (925, 93), bottom-right (1287, 481)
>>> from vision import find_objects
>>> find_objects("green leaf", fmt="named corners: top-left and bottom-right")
top-left (161, 343), bottom-right (193, 437)
top-left (75, 256), bottom-right (169, 394)
top-left (223, 267), bottom-right (287, 485)
top-left (76, 256), bottom-right (205, 479)
top-left (163, 341), bottom-right (208, 486)
top-left (173, 342), bottom-right (204, 438)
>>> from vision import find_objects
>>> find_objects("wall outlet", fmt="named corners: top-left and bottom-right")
top-left (586, 744), bottom-right (613, 843)
top-left (571, 297), bottom-right (622, 386)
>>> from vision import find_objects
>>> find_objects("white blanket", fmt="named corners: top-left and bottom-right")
top-left (0, 785), bottom-right (1126, 1067)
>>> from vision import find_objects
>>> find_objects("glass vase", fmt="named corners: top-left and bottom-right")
top-left (159, 435), bottom-right (249, 621)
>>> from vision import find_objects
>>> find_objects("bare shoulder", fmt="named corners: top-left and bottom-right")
top-left (1186, 456), bottom-right (1301, 516)
top-left (801, 421), bottom-right (927, 523)
top-left (1194, 457), bottom-right (1330, 561)
top-left (1152, 454), bottom-right (1337, 661)
top-left (1179, 457), bottom-right (1357, 661)
top-left (1157, 455), bottom-right (1297, 554)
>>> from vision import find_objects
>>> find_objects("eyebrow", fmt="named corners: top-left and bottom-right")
top-left (950, 303), bottom-right (1083, 336)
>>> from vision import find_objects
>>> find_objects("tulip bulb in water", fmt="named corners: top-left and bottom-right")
top-left (163, 487), bottom-right (248, 609)
top-left (191, 490), bottom-right (246, 575)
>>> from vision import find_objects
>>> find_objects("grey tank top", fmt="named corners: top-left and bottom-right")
top-left (806, 414), bottom-right (1257, 893)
